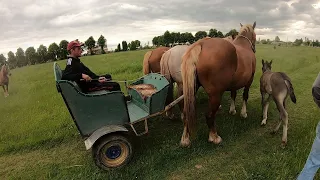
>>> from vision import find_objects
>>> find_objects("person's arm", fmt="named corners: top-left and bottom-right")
top-left (61, 59), bottom-right (83, 81)
top-left (312, 72), bottom-right (320, 108)
top-left (83, 65), bottom-right (99, 79)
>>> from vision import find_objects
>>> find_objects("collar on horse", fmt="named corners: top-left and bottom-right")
top-left (238, 35), bottom-right (256, 53)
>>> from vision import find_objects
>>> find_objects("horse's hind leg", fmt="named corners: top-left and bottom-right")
top-left (207, 93), bottom-right (223, 144)
top-left (274, 94), bottom-right (289, 148)
top-left (177, 83), bottom-right (184, 121)
top-left (229, 90), bottom-right (237, 115)
top-left (165, 82), bottom-right (175, 119)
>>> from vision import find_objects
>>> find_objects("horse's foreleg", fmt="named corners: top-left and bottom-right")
top-left (241, 77), bottom-right (254, 119)
top-left (261, 94), bottom-right (271, 125)
top-left (207, 93), bottom-right (222, 144)
top-left (3, 85), bottom-right (8, 97)
top-left (229, 90), bottom-right (237, 115)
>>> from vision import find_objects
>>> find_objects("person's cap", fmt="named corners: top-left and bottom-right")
top-left (67, 40), bottom-right (84, 51)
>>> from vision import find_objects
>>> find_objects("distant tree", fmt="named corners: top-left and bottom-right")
top-left (7, 51), bottom-right (17, 69)
top-left (163, 30), bottom-right (172, 46)
top-left (98, 35), bottom-right (106, 54)
top-left (37, 45), bottom-right (48, 63)
top-left (85, 36), bottom-right (96, 55)
top-left (217, 31), bottom-right (224, 38)
top-left (209, 29), bottom-right (218, 37)
top-left (48, 43), bottom-right (59, 61)
top-left (293, 38), bottom-right (303, 46)
top-left (225, 29), bottom-right (238, 38)
top-left (130, 41), bottom-right (137, 50)
top-left (16, 47), bottom-right (26, 67)
top-left (152, 36), bottom-right (159, 46)
top-left (122, 41), bottom-right (128, 51)
top-left (194, 31), bottom-right (207, 41)
top-left (59, 40), bottom-right (69, 60)
top-left (0, 54), bottom-right (6, 65)
top-left (134, 40), bottom-right (141, 47)
top-left (25, 47), bottom-right (37, 65)
top-left (275, 36), bottom-right (280, 42)
top-left (117, 43), bottom-right (121, 52)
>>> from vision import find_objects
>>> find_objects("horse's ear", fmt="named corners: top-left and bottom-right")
top-left (270, 60), bottom-right (272, 64)
top-left (240, 23), bottom-right (243, 27)
top-left (262, 59), bottom-right (264, 64)
top-left (253, 21), bottom-right (256, 29)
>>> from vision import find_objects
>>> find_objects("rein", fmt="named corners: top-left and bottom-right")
top-left (238, 35), bottom-right (256, 53)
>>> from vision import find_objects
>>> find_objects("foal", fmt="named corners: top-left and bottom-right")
top-left (260, 59), bottom-right (296, 147)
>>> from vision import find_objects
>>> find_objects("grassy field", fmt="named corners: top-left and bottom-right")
top-left (1, 44), bottom-right (320, 179)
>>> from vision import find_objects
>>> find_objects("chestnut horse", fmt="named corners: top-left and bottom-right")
top-left (143, 46), bottom-right (170, 74)
top-left (180, 22), bottom-right (256, 147)
top-left (0, 63), bottom-right (11, 97)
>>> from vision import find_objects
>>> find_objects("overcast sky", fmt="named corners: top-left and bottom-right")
top-left (1, 0), bottom-right (320, 57)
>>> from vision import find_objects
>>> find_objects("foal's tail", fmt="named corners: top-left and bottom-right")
top-left (143, 51), bottom-right (153, 74)
top-left (160, 50), bottom-right (172, 82)
top-left (280, 72), bottom-right (297, 104)
top-left (181, 41), bottom-right (202, 135)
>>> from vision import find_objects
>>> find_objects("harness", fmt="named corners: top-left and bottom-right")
top-left (238, 35), bottom-right (256, 53)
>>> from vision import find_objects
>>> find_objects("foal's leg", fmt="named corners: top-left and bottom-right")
top-left (274, 95), bottom-right (289, 147)
top-left (207, 93), bottom-right (223, 144)
top-left (261, 94), bottom-right (271, 126)
top-left (229, 90), bottom-right (237, 115)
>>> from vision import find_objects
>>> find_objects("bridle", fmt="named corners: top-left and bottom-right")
top-left (238, 35), bottom-right (256, 53)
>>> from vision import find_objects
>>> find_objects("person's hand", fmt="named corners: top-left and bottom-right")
top-left (82, 74), bottom-right (92, 82)
top-left (98, 76), bottom-right (107, 83)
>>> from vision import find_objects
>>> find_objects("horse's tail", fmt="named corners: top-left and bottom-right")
top-left (160, 50), bottom-right (172, 83)
top-left (280, 72), bottom-right (297, 104)
top-left (143, 51), bottom-right (153, 74)
top-left (181, 42), bottom-right (202, 135)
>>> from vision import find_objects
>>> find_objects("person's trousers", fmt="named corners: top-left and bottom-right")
top-left (85, 74), bottom-right (121, 92)
top-left (297, 121), bottom-right (320, 180)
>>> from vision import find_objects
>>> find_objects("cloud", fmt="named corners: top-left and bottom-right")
top-left (1, 0), bottom-right (320, 57)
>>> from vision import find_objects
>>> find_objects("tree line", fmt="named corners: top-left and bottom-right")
top-left (0, 35), bottom-right (144, 69)
top-left (151, 28), bottom-right (239, 47)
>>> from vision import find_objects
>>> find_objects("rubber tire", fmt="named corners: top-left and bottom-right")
top-left (92, 134), bottom-right (133, 170)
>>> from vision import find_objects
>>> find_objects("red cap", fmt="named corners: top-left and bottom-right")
top-left (67, 40), bottom-right (84, 51)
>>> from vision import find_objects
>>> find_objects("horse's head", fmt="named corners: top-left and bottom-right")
top-left (237, 21), bottom-right (256, 52)
top-left (1, 64), bottom-right (11, 76)
top-left (262, 59), bottom-right (272, 73)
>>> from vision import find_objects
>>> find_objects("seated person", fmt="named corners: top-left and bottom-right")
top-left (61, 40), bottom-right (121, 93)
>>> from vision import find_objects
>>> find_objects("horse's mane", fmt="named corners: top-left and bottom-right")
top-left (239, 24), bottom-right (255, 35)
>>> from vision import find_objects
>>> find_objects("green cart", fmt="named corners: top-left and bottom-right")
top-left (53, 62), bottom-right (183, 170)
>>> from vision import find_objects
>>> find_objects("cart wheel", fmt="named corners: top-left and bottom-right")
top-left (93, 134), bottom-right (133, 170)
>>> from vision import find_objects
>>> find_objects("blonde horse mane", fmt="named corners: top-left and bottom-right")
top-left (143, 51), bottom-right (153, 74)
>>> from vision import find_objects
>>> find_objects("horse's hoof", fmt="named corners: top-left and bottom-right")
top-left (241, 112), bottom-right (247, 119)
top-left (166, 112), bottom-right (175, 120)
top-left (261, 119), bottom-right (267, 126)
top-left (208, 135), bottom-right (222, 144)
top-left (229, 109), bottom-right (236, 115)
top-left (281, 141), bottom-right (287, 149)
top-left (180, 139), bottom-right (191, 148)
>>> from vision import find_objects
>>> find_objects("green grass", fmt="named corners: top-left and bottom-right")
top-left (1, 45), bottom-right (320, 179)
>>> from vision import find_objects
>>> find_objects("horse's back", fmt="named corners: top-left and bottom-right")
top-left (196, 38), bottom-right (238, 91)
top-left (149, 47), bottom-right (170, 73)
top-left (167, 45), bottom-right (189, 83)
